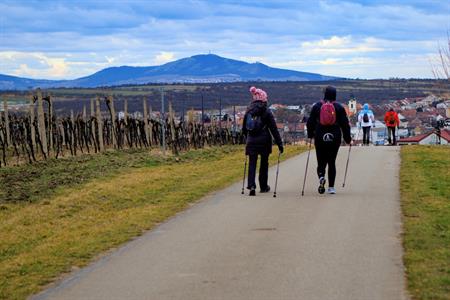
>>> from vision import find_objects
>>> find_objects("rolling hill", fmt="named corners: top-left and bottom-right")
top-left (0, 54), bottom-right (339, 90)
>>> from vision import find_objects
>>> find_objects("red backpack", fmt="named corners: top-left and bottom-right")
top-left (320, 100), bottom-right (336, 126)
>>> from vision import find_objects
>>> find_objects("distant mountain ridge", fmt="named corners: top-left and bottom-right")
top-left (0, 54), bottom-right (340, 90)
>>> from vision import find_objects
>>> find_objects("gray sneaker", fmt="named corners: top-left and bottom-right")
top-left (318, 177), bottom-right (326, 194)
top-left (327, 187), bottom-right (336, 194)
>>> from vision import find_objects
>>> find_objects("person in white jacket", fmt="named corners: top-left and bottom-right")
top-left (357, 103), bottom-right (375, 145)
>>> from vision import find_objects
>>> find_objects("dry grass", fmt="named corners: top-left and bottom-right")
top-left (0, 145), bottom-right (305, 300)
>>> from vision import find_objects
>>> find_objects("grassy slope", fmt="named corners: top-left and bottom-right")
top-left (401, 146), bottom-right (450, 300)
top-left (0, 145), bottom-right (305, 300)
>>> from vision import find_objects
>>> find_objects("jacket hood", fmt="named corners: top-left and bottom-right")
top-left (359, 103), bottom-right (373, 115)
top-left (247, 100), bottom-right (267, 115)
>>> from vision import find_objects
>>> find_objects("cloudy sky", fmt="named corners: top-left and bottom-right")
top-left (1, 0), bottom-right (449, 80)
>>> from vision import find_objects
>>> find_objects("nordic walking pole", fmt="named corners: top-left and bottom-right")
top-left (356, 126), bottom-right (361, 146)
top-left (301, 138), bottom-right (313, 196)
top-left (273, 152), bottom-right (281, 198)
top-left (342, 141), bottom-right (352, 188)
top-left (395, 126), bottom-right (399, 145)
top-left (241, 155), bottom-right (248, 194)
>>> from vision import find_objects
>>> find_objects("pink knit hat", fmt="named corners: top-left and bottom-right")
top-left (249, 86), bottom-right (268, 102)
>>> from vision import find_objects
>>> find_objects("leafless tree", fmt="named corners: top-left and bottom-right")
top-left (431, 32), bottom-right (450, 81)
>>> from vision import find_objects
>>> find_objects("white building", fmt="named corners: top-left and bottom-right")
top-left (348, 98), bottom-right (357, 114)
top-left (398, 130), bottom-right (450, 145)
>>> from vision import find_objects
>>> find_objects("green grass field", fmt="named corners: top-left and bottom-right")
top-left (401, 146), bottom-right (450, 300)
top-left (0, 145), bottom-right (305, 300)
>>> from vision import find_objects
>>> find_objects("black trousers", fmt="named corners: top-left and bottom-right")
top-left (247, 153), bottom-right (269, 190)
top-left (387, 127), bottom-right (396, 145)
top-left (315, 144), bottom-right (340, 187)
top-left (362, 126), bottom-right (371, 145)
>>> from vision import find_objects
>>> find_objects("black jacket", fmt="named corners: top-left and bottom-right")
top-left (306, 101), bottom-right (351, 146)
top-left (242, 101), bottom-right (282, 155)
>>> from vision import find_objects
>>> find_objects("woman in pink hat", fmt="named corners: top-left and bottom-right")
top-left (242, 86), bottom-right (283, 196)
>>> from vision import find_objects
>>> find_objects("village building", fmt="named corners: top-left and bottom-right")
top-left (398, 129), bottom-right (450, 145)
top-left (348, 98), bottom-right (357, 115)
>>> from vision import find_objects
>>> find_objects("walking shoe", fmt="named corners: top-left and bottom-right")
top-left (260, 185), bottom-right (271, 193)
top-left (318, 177), bottom-right (326, 194)
top-left (327, 187), bottom-right (336, 194)
top-left (249, 187), bottom-right (256, 196)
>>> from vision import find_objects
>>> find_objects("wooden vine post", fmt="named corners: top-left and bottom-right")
top-left (107, 95), bottom-right (117, 148)
top-left (48, 94), bottom-right (53, 156)
top-left (143, 98), bottom-right (150, 147)
top-left (2, 95), bottom-right (10, 146)
top-left (36, 88), bottom-right (48, 158)
top-left (90, 98), bottom-right (95, 151)
top-left (124, 99), bottom-right (128, 125)
top-left (96, 96), bottom-right (104, 152)
top-left (83, 105), bottom-right (87, 120)
top-left (29, 94), bottom-right (36, 152)
top-left (168, 102), bottom-right (178, 155)
top-left (149, 105), bottom-right (154, 146)
top-left (90, 99), bottom-right (95, 117)
top-left (70, 109), bottom-right (76, 156)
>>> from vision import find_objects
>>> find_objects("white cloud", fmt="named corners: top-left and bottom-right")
top-left (238, 56), bottom-right (266, 63)
top-left (154, 52), bottom-right (175, 64)
top-left (0, 51), bottom-right (69, 78)
top-left (319, 58), bottom-right (344, 65)
top-left (300, 36), bottom-right (384, 55)
top-left (0, 51), bottom-right (109, 79)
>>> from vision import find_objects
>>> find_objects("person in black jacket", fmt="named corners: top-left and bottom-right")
top-left (306, 86), bottom-right (351, 194)
top-left (243, 86), bottom-right (283, 196)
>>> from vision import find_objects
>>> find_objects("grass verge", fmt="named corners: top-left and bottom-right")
top-left (400, 145), bottom-right (450, 300)
top-left (0, 145), bottom-right (306, 300)
top-left (0, 148), bottom-right (180, 203)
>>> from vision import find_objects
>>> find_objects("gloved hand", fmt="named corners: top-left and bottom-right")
top-left (278, 144), bottom-right (284, 154)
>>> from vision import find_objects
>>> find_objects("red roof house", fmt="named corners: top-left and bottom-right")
top-left (399, 129), bottom-right (450, 145)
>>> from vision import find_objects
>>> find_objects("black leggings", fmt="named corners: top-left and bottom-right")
top-left (362, 126), bottom-right (371, 145)
top-left (247, 153), bottom-right (269, 189)
top-left (387, 127), bottom-right (396, 145)
top-left (315, 144), bottom-right (340, 187)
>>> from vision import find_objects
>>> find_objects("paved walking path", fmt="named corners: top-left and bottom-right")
top-left (34, 146), bottom-right (408, 300)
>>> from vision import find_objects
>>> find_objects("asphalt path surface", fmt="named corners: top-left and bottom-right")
top-left (34, 146), bottom-right (408, 300)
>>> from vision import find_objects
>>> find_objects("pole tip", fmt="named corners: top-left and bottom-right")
top-left (342, 184), bottom-right (345, 188)
top-left (273, 193), bottom-right (276, 198)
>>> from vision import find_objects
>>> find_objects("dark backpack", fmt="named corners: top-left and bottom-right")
top-left (388, 114), bottom-right (396, 125)
top-left (319, 101), bottom-right (336, 126)
top-left (245, 112), bottom-right (265, 135)
top-left (363, 113), bottom-right (369, 123)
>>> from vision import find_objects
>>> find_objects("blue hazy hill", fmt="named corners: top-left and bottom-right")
top-left (0, 54), bottom-right (339, 90)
